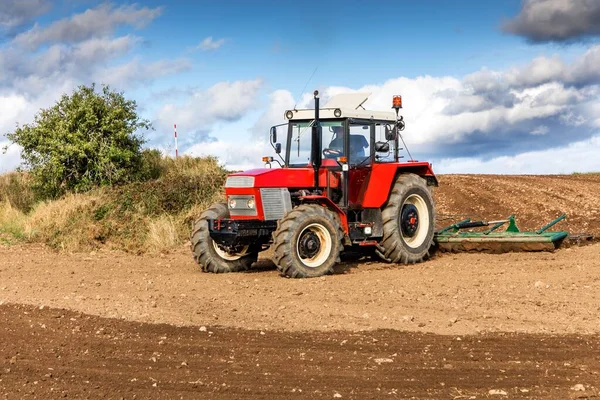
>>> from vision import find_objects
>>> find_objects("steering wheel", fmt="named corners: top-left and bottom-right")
top-left (323, 148), bottom-right (342, 158)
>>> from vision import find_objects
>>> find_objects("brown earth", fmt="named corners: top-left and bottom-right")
top-left (1, 174), bottom-right (599, 398)
top-left (1, 303), bottom-right (599, 399)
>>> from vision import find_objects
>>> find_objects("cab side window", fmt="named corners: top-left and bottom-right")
top-left (348, 124), bottom-right (371, 165)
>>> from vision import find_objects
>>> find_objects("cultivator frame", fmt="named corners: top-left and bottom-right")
top-left (434, 214), bottom-right (568, 253)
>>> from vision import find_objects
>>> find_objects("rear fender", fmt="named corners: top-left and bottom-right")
top-left (396, 164), bottom-right (438, 187)
top-left (299, 195), bottom-right (349, 234)
top-left (361, 162), bottom-right (437, 208)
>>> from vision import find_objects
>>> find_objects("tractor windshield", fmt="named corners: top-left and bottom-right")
top-left (287, 120), bottom-right (344, 166)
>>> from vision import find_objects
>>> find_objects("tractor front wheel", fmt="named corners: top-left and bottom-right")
top-left (191, 203), bottom-right (258, 273)
top-left (272, 204), bottom-right (343, 278)
top-left (380, 173), bottom-right (435, 264)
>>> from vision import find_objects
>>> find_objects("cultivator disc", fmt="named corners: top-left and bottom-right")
top-left (434, 214), bottom-right (568, 253)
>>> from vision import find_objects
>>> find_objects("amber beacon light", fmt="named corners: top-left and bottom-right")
top-left (392, 95), bottom-right (403, 110)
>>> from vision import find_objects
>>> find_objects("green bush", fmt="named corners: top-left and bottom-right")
top-left (5, 84), bottom-right (152, 199)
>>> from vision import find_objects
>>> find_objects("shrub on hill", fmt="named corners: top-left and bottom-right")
top-left (5, 84), bottom-right (152, 199)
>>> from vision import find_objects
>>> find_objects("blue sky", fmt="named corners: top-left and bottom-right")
top-left (1, 0), bottom-right (600, 173)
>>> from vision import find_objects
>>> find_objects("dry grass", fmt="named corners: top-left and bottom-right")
top-left (25, 193), bottom-right (103, 251)
top-left (0, 201), bottom-right (28, 242)
top-left (0, 155), bottom-right (228, 253)
top-left (0, 172), bottom-right (35, 213)
top-left (146, 215), bottom-right (178, 252)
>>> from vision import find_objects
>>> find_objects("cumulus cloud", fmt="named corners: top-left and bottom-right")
top-left (186, 139), bottom-right (270, 172)
top-left (0, 3), bottom-right (188, 172)
top-left (0, 0), bottom-right (50, 32)
top-left (503, 0), bottom-right (600, 43)
top-left (238, 45), bottom-right (600, 169)
top-left (15, 2), bottom-right (162, 49)
top-left (0, 34), bottom-right (189, 96)
top-left (530, 125), bottom-right (549, 136)
top-left (436, 135), bottom-right (600, 174)
top-left (196, 36), bottom-right (226, 51)
top-left (251, 90), bottom-right (295, 139)
top-left (154, 79), bottom-right (263, 146)
top-left (95, 57), bottom-right (192, 90)
top-left (0, 141), bottom-right (22, 173)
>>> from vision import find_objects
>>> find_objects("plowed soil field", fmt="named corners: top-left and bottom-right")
top-left (1, 174), bottom-right (599, 399)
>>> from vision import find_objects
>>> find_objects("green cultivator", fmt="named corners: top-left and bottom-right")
top-left (434, 214), bottom-right (568, 253)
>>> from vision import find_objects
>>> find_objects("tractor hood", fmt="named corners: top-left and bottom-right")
top-left (226, 168), bottom-right (318, 189)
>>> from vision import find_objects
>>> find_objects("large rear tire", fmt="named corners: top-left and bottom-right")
top-left (380, 173), bottom-right (435, 264)
top-left (191, 203), bottom-right (258, 273)
top-left (272, 204), bottom-right (343, 278)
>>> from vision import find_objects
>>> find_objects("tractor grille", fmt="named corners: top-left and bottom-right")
top-left (260, 188), bottom-right (292, 220)
top-left (225, 176), bottom-right (255, 188)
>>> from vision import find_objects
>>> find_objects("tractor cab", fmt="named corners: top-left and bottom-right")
top-left (268, 92), bottom-right (401, 170)
top-left (264, 91), bottom-right (435, 209)
top-left (191, 90), bottom-right (439, 278)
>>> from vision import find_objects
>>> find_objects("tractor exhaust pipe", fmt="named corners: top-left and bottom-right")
top-left (311, 90), bottom-right (322, 190)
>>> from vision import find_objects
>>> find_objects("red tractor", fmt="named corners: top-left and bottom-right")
top-left (191, 90), bottom-right (438, 278)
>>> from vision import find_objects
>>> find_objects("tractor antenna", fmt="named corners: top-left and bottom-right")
top-left (293, 66), bottom-right (318, 111)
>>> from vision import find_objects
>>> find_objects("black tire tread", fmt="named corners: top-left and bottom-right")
top-left (272, 204), bottom-right (343, 278)
top-left (380, 173), bottom-right (435, 264)
top-left (190, 202), bottom-right (257, 273)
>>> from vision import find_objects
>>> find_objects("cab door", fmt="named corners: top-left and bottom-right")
top-left (347, 121), bottom-right (373, 207)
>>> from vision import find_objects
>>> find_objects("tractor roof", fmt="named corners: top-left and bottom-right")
top-left (284, 92), bottom-right (397, 122)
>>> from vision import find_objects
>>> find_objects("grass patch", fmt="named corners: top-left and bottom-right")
top-left (0, 172), bottom-right (36, 213)
top-left (0, 201), bottom-right (28, 241)
top-left (0, 155), bottom-right (228, 252)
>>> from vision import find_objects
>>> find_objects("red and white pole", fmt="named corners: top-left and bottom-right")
top-left (174, 124), bottom-right (179, 158)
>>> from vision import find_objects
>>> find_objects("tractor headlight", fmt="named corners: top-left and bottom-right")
top-left (247, 198), bottom-right (255, 209)
top-left (229, 199), bottom-right (237, 209)
top-left (364, 226), bottom-right (373, 235)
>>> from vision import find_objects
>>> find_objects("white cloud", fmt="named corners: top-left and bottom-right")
top-left (530, 125), bottom-right (549, 136)
top-left (95, 57), bottom-right (192, 90)
top-left (436, 135), bottom-right (600, 174)
top-left (154, 79), bottom-right (263, 146)
top-left (196, 36), bottom-right (226, 51)
top-left (15, 3), bottom-right (162, 49)
top-left (502, 0), bottom-right (600, 43)
top-left (0, 3), bottom-right (188, 174)
top-left (186, 139), bottom-right (270, 171)
top-left (0, 141), bottom-right (22, 173)
top-left (227, 45), bottom-right (600, 173)
top-left (0, 0), bottom-right (50, 31)
top-left (251, 89), bottom-right (295, 138)
top-left (0, 94), bottom-right (28, 131)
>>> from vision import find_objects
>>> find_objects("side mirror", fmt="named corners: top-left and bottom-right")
top-left (375, 141), bottom-right (390, 153)
top-left (275, 143), bottom-right (282, 154)
top-left (385, 124), bottom-right (397, 140)
top-left (270, 126), bottom-right (277, 143)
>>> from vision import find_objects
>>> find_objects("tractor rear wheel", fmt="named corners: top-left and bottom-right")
top-left (191, 203), bottom-right (258, 273)
top-left (272, 204), bottom-right (343, 278)
top-left (380, 173), bottom-right (435, 264)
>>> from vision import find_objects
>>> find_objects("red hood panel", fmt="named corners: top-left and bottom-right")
top-left (229, 168), bottom-right (316, 188)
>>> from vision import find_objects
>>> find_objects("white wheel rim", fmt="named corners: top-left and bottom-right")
top-left (212, 242), bottom-right (249, 261)
top-left (401, 194), bottom-right (430, 249)
top-left (296, 223), bottom-right (333, 268)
